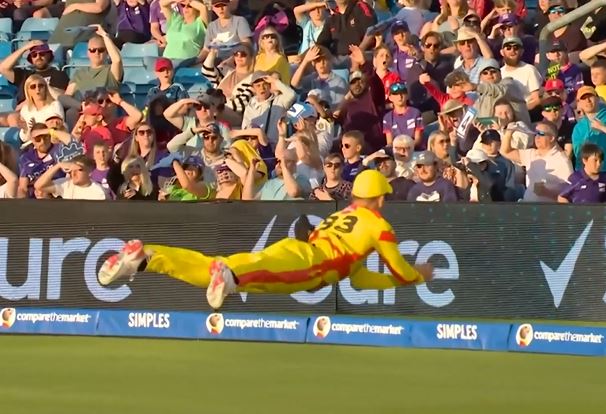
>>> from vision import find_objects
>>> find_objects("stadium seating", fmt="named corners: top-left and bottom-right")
top-left (0, 127), bottom-right (21, 149)
top-left (13, 18), bottom-right (59, 48)
top-left (0, 18), bottom-right (12, 42)
top-left (0, 75), bottom-right (16, 99)
top-left (121, 42), bottom-right (159, 68)
top-left (0, 99), bottom-right (15, 112)
top-left (332, 68), bottom-right (349, 82)
top-left (0, 41), bottom-right (11, 59)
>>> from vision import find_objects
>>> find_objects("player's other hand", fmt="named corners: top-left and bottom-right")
top-left (415, 263), bottom-right (434, 282)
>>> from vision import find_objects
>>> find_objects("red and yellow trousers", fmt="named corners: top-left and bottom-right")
top-left (144, 239), bottom-right (404, 294)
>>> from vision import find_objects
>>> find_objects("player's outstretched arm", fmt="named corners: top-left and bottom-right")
top-left (374, 230), bottom-right (433, 285)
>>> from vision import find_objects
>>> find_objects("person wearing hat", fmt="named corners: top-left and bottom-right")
top-left (240, 70), bottom-right (296, 146)
top-left (572, 85), bottom-right (606, 171)
top-left (541, 95), bottom-right (574, 158)
top-left (291, 44), bottom-right (347, 110)
top-left (543, 78), bottom-right (576, 122)
top-left (419, 70), bottom-right (474, 111)
top-left (161, 155), bottom-right (213, 201)
top-left (145, 58), bottom-right (188, 108)
top-left (545, 1), bottom-right (587, 53)
top-left (98, 169), bottom-right (434, 309)
top-left (476, 128), bottom-right (519, 201)
top-left (382, 82), bottom-right (423, 148)
top-left (485, 12), bottom-right (536, 64)
top-left (0, 40), bottom-right (69, 113)
top-left (501, 120), bottom-right (573, 201)
top-left (389, 21), bottom-right (417, 83)
top-left (452, 27), bottom-right (495, 84)
top-left (406, 150), bottom-right (458, 202)
top-left (199, 0), bottom-right (252, 61)
top-left (545, 40), bottom-right (583, 105)
top-left (500, 36), bottom-right (542, 109)
top-left (373, 151), bottom-right (415, 200)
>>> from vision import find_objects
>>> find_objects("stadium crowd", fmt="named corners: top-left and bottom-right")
top-left (0, 0), bottom-right (605, 203)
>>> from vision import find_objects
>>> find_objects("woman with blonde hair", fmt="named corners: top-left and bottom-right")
top-left (427, 130), bottom-right (467, 189)
top-left (126, 123), bottom-right (163, 170)
top-left (116, 156), bottom-right (159, 200)
top-left (19, 74), bottom-right (64, 144)
top-left (253, 26), bottom-right (291, 84)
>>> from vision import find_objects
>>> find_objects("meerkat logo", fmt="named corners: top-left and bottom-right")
top-left (313, 316), bottom-right (331, 338)
top-left (516, 324), bottom-right (534, 347)
top-left (206, 313), bottom-right (224, 335)
top-left (1, 308), bottom-right (16, 329)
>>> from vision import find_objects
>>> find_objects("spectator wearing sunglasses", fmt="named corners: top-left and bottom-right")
top-left (541, 96), bottom-right (574, 159)
top-left (202, 44), bottom-right (254, 121)
top-left (230, 127), bottom-right (275, 172)
top-left (254, 27), bottom-right (290, 84)
top-left (558, 143), bottom-right (606, 204)
top-left (199, 0), bottom-right (251, 61)
top-left (486, 13), bottom-right (535, 65)
top-left (291, 45), bottom-right (348, 111)
top-left (115, 156), bottom-right (159, 200)
top-left (309, 153), bottom-right (352, 201)
top-left (383, 83), bottom-right (423, 149)
top-left (543, 78), bottom-right (576, 123)
top-left (572, 86), bottom-right (606, 171)
top-left (17, 123), bottom-right (62, 198)
top-left (63, 26), bottom-right (123, 103)
top-left (125, 123), bottom-right (172, 185)
top-left (0, 41), bottom-right (69, 114)
top-left (545, 2), bottom-right (586, 54)
top-left (161, 156), bottom-right (213, 201)
top-left (406, 31), bottom-right (454, 116)
top-left (340, 130), bottom-right (365, 182)
top-left (500, 37), bottom-right (542, 111)
top-left (502, 121), bottom-right (573, 202)
top-left (160, 0), bottom-right (208, 61)
top-left (18, 75), bottom-right (65, 144)
top-left (34, 155), bottom-right (108, 200)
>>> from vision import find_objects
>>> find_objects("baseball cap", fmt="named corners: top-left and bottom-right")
top-left (154, 57), bottom-right (173, 72)
top-left (391, 20), bottom-right (409, 34)
top-left (27, 43), bottom-right (54, 63)
top-left (480, 129), bottom-right (501, 144)
top-left (576, 85), bottom-right (597, 100)
top-left (204, 122), bottom-right (222, 135)
top-left (415, 150), bottom-right (437, 166)
top-left (549, 40), bottom-right (565, 52)
top-left (211, 0), bottom-right (228, 4)
top-left (250, 71), bottom-right (269, 84)
top-left (349, 70), bottom-right (364, 83)
top-left (440, 99), bottom-right (464, 115)
top-left (232, 43), bottom-right (252, 56)
top-left (498, 13), bottom-right (519, 26)
top-left (287, 102), bottom-right (317, 121)
top-left (478, 58), bottom-right (500, 73)
top-left (455, 27), bottom-right (475, 43)
top-left (544, 78), bottom-right (565, 91)
top-left (502, 37), bottom-right (523, 47)
top-left (45, 112), bottom-right (63, 121)
top-left (541, 95), bottom-right (563, 109)
top-left (83, 103), bottom-right (103, 116)
top-left (466, 148), bottom-right (490, 163)
top-left (183, 155), bottom-right (204, 168)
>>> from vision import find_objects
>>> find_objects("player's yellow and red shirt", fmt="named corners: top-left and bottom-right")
top-left (309, 204), bottom-right (424, 285)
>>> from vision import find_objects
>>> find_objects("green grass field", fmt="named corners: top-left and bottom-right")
top-left (2, 336), bottom-right (606, 413)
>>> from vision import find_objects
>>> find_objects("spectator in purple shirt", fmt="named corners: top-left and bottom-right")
top-left (407, 150), bottom-right (458, 202)
top-left (91, 141), bottom-right (113, 194)
top-left (17, 123), bottom-right (62, 198)
top-left (382, 82), bottom-right (424, 149)
top-left (390, 21), bottom-right (416, 83)
top-left (547, 41), bottom-right (584, 106)
top-left (558, 143), bottom-right (606, 203)
top-left (115, 0), bottom-right (151, 48)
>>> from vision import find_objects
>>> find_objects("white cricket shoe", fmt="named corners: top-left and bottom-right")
top-left (98, 240), bottom-right (146, 286)
top-left (206, 260), bottom-right (237, 310)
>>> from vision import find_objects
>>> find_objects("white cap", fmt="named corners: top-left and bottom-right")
top-left (466, 149), bottom-right (490, 163)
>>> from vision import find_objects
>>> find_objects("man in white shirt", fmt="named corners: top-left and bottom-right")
top-left (500, 37), bottom-right (542, 110)
top-left (500, 120), bottom-right (573, 202)
top-left (34, 155), bottom-right (109, 200)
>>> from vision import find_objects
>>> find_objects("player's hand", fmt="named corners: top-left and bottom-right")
top-left (415, 263), bottom-right (434, 282)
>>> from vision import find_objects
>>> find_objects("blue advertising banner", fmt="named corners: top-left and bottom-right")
top-left (409, 321), bottom-right (510, 351)
top-left (96, 310), bottom-right (203, 339)
top-left (200, 312), bottom-right (308, 343)
top-left (508, 323), bottom-right (606, 356)
top-left (0, 307), bottom-right (98, 336)
top-left (305, 315), bottom-right (411, 347)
